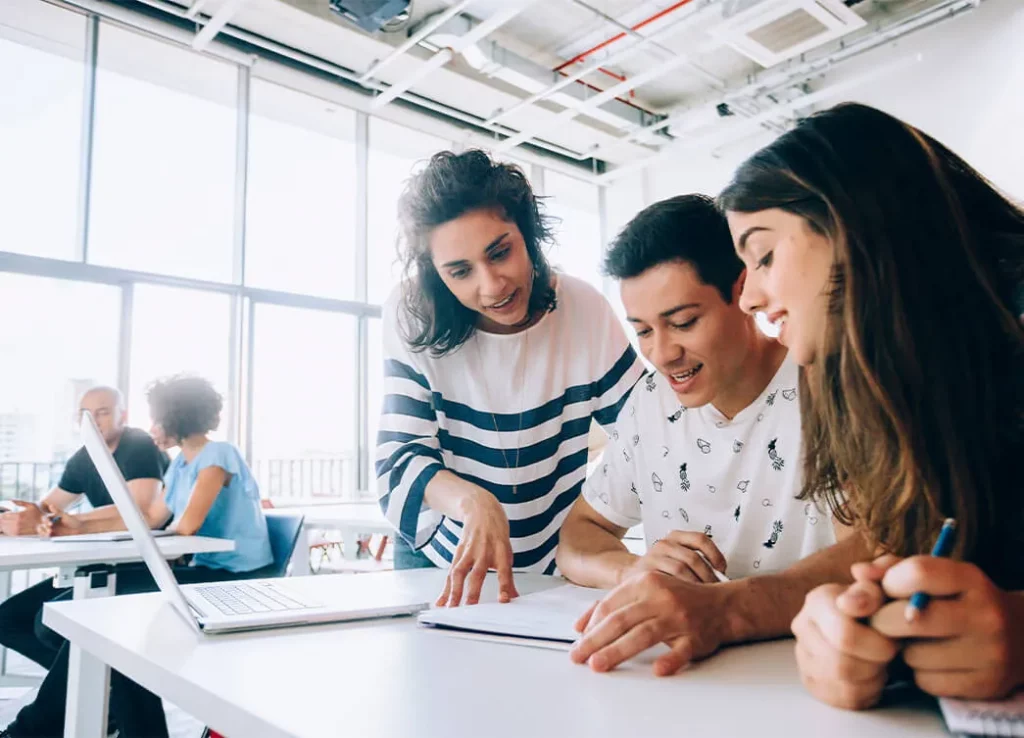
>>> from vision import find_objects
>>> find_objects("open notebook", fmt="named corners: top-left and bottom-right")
top-left (940, 691), bottom-right (1024, 737)
top-left (418, 583), bottom-right (606, 648)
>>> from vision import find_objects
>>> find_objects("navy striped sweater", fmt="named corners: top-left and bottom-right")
top-left (376, 274), bottom-right (644, 573)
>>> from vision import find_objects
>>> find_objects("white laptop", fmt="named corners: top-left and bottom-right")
top-left (51, 530), bottom-right (176, 543)
top-left (80, 411), bottom-right (430, 634)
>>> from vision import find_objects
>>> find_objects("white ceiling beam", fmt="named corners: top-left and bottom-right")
top-left (185, 0), bottom-right (210, 19)
top-left (358, 0), bottom-right (482, 85)
top-left (495, 50), bottom-right (701, 153)
top-left (486, 10), bottom-right (693, 127)
top-left (192, 0), bottom-right (251, 52)
top-left (371, 0), bottom-right (542, 110)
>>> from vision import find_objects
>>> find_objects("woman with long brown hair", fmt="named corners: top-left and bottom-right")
top-left (720, 102), bottom-right (1024, 710)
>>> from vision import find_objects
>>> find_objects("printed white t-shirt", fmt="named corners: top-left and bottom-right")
top-left (583, 358), bottom-right (836, 579)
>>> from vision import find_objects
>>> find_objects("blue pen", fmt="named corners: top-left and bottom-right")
top-left (904, 517), bottom-right (957, 622)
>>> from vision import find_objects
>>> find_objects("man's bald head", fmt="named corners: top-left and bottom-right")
top-left (78, 385), bottom-right (126, 445)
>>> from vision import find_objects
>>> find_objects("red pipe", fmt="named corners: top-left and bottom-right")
top-left (553, 0), bottom-right (697, 72)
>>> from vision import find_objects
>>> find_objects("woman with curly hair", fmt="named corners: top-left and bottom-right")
top-left (146, 375), bottom-right (272, 573)
top-left (377, 149), bottom-right (643, 606)
top-left (2, 376), bottom-right (272, 738)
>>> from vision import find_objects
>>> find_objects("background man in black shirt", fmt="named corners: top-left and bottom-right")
top-left (0, 385), bottom-right (169, 670)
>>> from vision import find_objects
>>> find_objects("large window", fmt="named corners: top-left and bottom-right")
top-left (0, 0), bottom-right (85, 261)
top-left (0, 274), bottom-right (120, 497)
top-left (127, 284), bottom-right (232, 437)
top-left (367, 118), bottom-right (451, 304)
top-left (88, 23), bottom-right (237, 281)
top-left (250, 305), bottom-right (358, 499)
top-left (604, 172), bottom-right (646, 247)
top-left (544, 170), bottom-right (603, 293)
top-left (245, 79), bottom-right (357, 298)
top-left (0, 4), bottom-right (633, 504)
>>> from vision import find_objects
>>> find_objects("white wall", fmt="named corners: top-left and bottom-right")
top-left (643, 0), bottom-right (1024, 202)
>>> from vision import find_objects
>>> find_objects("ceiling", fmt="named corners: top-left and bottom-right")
top-left (131, 0), bottom-right (984, 176)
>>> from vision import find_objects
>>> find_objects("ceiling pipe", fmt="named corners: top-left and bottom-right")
top-left (66, 0), bottom-right (603, 164)
top-left (357, 0), bottom-right (480, 85)
top-left (598, 52), bottom-right (924, 182)
top-left (484, 3), bottom-right (710, 126)
top-left (192, 0), bottom-right (251, 51)
top-left (554, 0), bottom-right (698, 72)
top-left (370, 0), bottom-right (541, 109)
top-left (599, 0), bottom-right (982, 158)
top-left (496, 36), bottom-right (722, 153)
top-left (564, 0), bottom-right (727, 96)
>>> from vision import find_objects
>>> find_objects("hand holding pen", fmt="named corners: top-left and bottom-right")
top-left (861, 519), bottom-right (1024, 701)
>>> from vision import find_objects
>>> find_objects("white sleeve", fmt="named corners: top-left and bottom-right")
top-left (374, 292), bottom-right (445, 549)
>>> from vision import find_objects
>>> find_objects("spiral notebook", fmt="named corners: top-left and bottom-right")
top-left (939, 691), bottom-right (1024, 737)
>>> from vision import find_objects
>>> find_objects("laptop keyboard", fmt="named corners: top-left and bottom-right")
top-left (194, 582), bottom-right (313, 617)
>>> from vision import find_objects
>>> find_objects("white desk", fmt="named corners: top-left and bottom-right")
top-left (0, 535), bottom-right (234, 683)
top-left (270, 504), bottom-right (391, 573)
top-left (45, 570), bottom-right (947, 738)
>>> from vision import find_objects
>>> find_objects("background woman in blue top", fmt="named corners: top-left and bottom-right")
top-left (3, 376), bottom-right (273, 738)
top-left (149, 375), bottom-right (273, 574)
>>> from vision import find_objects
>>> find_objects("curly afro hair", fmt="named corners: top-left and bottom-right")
top-left (146, 375), bottom-right (222, 442)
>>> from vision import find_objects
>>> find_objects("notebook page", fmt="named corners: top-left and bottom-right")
top-left (418, 584), bottom-right (607, 643)
top-left (939, 690), bottom-right (1024, 737)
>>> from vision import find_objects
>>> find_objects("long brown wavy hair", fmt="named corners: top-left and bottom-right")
top-left (719, 103), bottom-right (1024, 582)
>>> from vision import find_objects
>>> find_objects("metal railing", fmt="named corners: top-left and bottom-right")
top-left (1, 455), bottom-right (364, 503)
top-left (0, 461), bottom-right (67, 502)
top-left (252, 455), bottom-right (361, 501)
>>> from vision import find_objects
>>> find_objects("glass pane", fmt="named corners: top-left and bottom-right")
top-left (0, 0), bottom-right (85, 261)
top-left (367, 118), bottom-right (450, 305)
top-left (127, 284), bottom-right (232, 439)
top-left (245, 79), bottom-right (357, 298)
top-left (251, 304), bottom-right (357, 500)
top-left (544, 170), bottom-right (604, 294)
top-left (604, 171), bottom-right (646, 246)
top-left (366, 315), bottom-right (382, 499)
top-left (88, 23), bottom-right (237, 282)
top-left (0, 274), bottom-right (120, 499)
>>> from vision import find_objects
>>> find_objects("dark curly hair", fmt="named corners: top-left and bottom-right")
top-left (147, 375), bottom-right (223, 442)
top-left (396, 149), bottom-right (558, 356)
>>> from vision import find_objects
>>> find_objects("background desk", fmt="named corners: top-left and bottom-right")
top-left (45, 570), bottom-right (946, 738)
top-left (0, 536), bottom-right (234, 682)
top-left (0, 536), bottom-right (235, 576)
top-left (268, 504), bottom-right (391, 572)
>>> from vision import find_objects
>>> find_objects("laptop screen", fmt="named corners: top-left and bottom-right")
top-left (80, 411), bottom-right (200, 632)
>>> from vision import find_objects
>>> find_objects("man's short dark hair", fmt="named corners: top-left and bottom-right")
top-left (603, 194), bottom-right (742, 302)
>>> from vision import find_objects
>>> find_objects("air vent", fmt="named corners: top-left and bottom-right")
top-left (327, 0), bottom-right (412, 33)
top-left (713, 0), bottom-right (866, 68)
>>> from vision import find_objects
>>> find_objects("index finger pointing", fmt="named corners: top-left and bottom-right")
top-left (495, 544), bottom-right (518, 603)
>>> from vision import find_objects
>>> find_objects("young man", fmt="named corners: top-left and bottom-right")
top-left (557, 195), bottom-right (868, 676)
top-left (0, 385), bottom-right (168, 669)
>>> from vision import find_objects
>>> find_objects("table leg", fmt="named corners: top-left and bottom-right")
top-left (342, 531), bottom-right (360, 561)
top-left (292, 526), bottom-right (311, 575)
top-left (0, 570), bottom-right (10, 677)
top-left (64, 569), bottom-right (116, 738)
